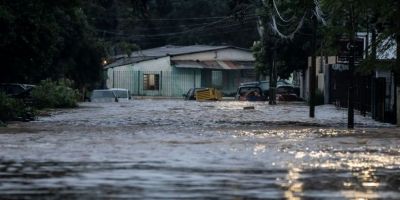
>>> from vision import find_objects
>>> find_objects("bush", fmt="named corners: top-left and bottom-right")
top-left (31, 79), bottom-right (79, 109)
top-left (307, 89), bottom-right (325, 106)
top-left (0, 92), bottom-right (35, 122)
top-left (315, 89), bottom-right (325, 106)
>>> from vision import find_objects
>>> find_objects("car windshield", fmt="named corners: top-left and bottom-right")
top-left (112, 90), bottom-right (128, 98)
top-left (92, 90), bottom-right (115, 98)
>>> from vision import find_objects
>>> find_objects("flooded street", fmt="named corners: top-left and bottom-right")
top-left (0, 100), bottom-right (399, 199)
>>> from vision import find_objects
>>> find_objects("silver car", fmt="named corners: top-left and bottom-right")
top-left (90, 89), bottom-right (118, 103)
top-left (109, 88), bottom-right (131, 102)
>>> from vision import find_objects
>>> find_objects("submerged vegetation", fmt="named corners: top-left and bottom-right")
top-left (0, 79), bottom-right (78, 124)
top-left (31, 79), bottom-right (79, 109)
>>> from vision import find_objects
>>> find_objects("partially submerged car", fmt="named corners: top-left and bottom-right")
top-left (0, 83), bottom-right (36, 104)
top-left (235, 86), bottom-right (267, 101)
top-left (237, 80), bottom-right (300, 101)
top-left (90, 89), bottom-right (118, 103)
top-left (276, 86), bottom-right (299, 101)
top-left (239, 81), bottom-right (269, 97)
top-left (109, 88), bottom-right (131, 101)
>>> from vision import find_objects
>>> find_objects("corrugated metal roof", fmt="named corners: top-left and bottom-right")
top-left (129, 45), bottom-right (249, 57)
top-left (105, 45), bottom-right (252, 68)
top-left (104, 56), bottom-right (158, 69)
top-left (172, 60), bottom-right (254, 70)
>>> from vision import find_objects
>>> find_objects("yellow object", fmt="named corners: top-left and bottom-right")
top-left (195, 88), bottom-right (222, 101)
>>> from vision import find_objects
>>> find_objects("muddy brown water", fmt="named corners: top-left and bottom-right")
top-left (0, 100), bottom-right (399, 199)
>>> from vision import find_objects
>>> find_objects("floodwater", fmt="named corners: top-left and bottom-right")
top-left (0, 100), bottom-right (399, 199)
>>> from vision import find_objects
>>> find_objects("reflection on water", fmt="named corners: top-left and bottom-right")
top-left (0, 101), bottom-right (399, 199)
top-left (0, 162), bottom-right (399, 199)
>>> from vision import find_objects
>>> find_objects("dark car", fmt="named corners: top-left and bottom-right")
top-left (238, 80), bottom-right (301, 101)
top-left (239, 81), bottom-right (269, 97)
top-left (276, 85), bottom-right (299, 101)
top-left (235, 86), bottom-right (267, 101)
top-left (183, 88), bottom-right (206, 100)
top-left (0, 83), bottom-right (35, 99)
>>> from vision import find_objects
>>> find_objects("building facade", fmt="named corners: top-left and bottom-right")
top-left (105, 45), bottom-right (256, 97)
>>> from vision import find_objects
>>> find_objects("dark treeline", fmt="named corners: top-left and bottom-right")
top-left (0, 0), bottom-right (103, 87)
top-left (0, 0), bottom-right (259, 87)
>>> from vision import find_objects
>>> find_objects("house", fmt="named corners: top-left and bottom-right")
top-left (104, 45), bottom-right (256, 97)
top-left (299, 33), bottom-right (397, 123)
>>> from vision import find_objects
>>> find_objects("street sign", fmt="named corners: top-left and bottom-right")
top-left (337, 37), bottom-right (364, 64)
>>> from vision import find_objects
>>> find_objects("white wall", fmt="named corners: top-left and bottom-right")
top-left (171, 48), bottom-right (254, 61)
top-left (106, 56), bottom-right (171, 89)
top-left (131, 56), bottom-right (171, 71)
top-left (302, 56), bottom-right (336, 101)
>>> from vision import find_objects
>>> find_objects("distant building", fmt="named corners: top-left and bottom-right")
top-left (104, 45), bottom-right (256, 97)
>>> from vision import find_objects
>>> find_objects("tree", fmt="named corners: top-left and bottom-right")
top-left (321, 0), bottom-right (400, 125)
top-left (250, 0), bottom-right (317, 105)
top-left (0, 0), bottom-right (105, 90)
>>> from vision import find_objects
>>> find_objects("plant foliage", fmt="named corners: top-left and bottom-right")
top-left (31, 79), bottom-right (79, 109)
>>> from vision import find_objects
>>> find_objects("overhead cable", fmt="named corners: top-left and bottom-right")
top-left (269, 12), bottom-right (306, 40)
top-left (272, 0), bottom-right (296, 23)
top-left (314, 0), bottom-right (326, 26)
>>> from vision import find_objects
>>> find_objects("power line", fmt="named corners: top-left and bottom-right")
top-left (272, 0), bottom-right (296, 23)
top-left (131, 16), bottom-right (233, 21)
top-left (124, 27), bottom-right (257, 44)
top-left (94, 15), bottom-right (257, 39)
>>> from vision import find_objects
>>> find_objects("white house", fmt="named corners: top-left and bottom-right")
top-left (299, 34), bottom-right (398, 123)
top-left (105, 45), bottom-right (256, 97)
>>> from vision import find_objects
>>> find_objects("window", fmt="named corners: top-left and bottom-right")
top-left (143, 74), bottom-right (160, 90)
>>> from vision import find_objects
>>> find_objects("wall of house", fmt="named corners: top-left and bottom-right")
top-left (106, 49), bottom-right (255, 97)
top-left (105, 57), bottom-right (204, 97)
top-left (167, 68), bottom-right (202, 96)
top-left (171, 48), bottom-right (254, 61)
top-left (131, 57), bottom-right (171, 71)
top-left (301, 56), bottom-right (336, 101)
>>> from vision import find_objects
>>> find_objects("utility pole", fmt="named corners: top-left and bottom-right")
top-left (348, 4), bottom-right (355, 129)
top-left (309, 16), bottom-right (317, 118)
top-left (269, 41), bottom-right (277, 105)
top-left (396, 1), bottom-right (400, 125)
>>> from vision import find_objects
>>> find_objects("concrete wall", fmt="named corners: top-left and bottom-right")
top-left (301, 56), bottom-right (336, 101)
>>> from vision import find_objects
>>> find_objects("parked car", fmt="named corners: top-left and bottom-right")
top-left (276, 86), bottom-right (299, 101)
top-left (239, 81), bottom-right (269, 97)
top-left (0, 83), bottom-right (36, 103)
top-left (90, 89), bottom-right (118, 103)
top-left (235, 86), bottom-right (267, 101)
top-left (184, 88), bottom-right (204, 100)
top-left (238, 80), bottom-right (301, 101)
top-left (109, 88), bottom-right (131, 101)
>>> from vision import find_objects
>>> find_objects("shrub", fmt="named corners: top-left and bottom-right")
top-left (0, 92), bottom-right (35, 122)
top-left (31, 79), bottom-right (79, 109)
top-left (307, 89), bottom-right (325, 106)
top-left (315, 89), bottom-right (325, 106)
